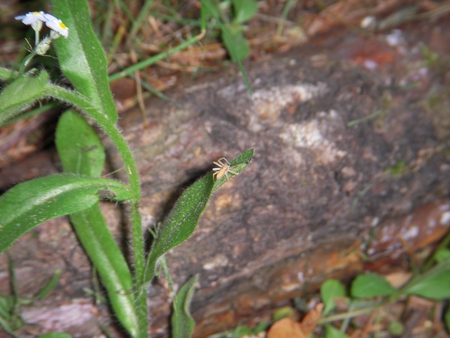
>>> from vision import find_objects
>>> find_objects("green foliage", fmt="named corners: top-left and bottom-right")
top-left (55, 111), bottom-right (138, 336)
top-left (445, 306), bottom-right (450, 332)
top-left (0, 258), bottom-right (61, 337)
top-left (195, 0), bottom-right (257, 61)
top-left (145, 149), bottom-right (253, 283)
top-left (2, 1), bottom-right (254, 336)
top-left (321, 279), bottom-right (346, 315)
top-left (0, 174), bottom-right (132, 252)
top-left (388, 321), bottom-right (404, 335)
top-left (272, 306), bottom-right (296, 321)
top-left (201, 0), bottom-right (253, 93)
top-left (51, 0), bottom-right (118, 123)
top-left (385, 160), bottom-right (409, 177)
top-left (434, 248), bottom-right (450, 262)
top-left (56, 110), bottom-right (105, 176)
top-left (350, 273), bottom-right (396, 298)
top-left (171, 274), bottom-right (199, 338)
top-left (231, 0), bottom-right (258, 25)
top-left (221, 27), bottom-right (250, 62)
top-left (402, 260), bottom-right (450, 300)
top-left (0, 70), bottom-right (49, 126)
top-left (318, 248), bottom-right (450, 337)
top-left (325, 324), bottom-right (347, 338)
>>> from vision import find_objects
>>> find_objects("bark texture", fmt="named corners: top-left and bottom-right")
top-left (1, 25), bottom-right (450, 337)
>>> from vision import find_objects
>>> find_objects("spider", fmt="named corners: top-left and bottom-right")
top-left (212, 157), bottom-right (238, 180)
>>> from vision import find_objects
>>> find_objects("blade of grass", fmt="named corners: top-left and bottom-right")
top-left (108, 29), bottom-right (206, 82)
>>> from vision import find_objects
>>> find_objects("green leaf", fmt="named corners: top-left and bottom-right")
top-left (325, 324), bottom-right (348, 338)
top-left (404, 270), bottom-right (450, 300)
top-left (273, 306), bottom-right (295, 321)
top-left (388, 321), bottom-right (404, 335)
top-left (0, 314), bottom-right (19, 338)
top-left (351, 273), bottom-right (396, 298)
top-left (56, 110), bottom-right (105, 176)
top-left (0, 71), bottom-right (48, 126)
top-left (212, 148), bottom-right (254, 192)
top-left (232, 0), bottom-right (257, 24)
top-left (445, 306), bottom-right (450, 332)
top-left (201, 0), bottom-right (252, 94)
top-left (0, 295), bottom-right (14, 319)
top-left (0, 174), bottom-right (132, 252)
top-left (321, 279), bottom-right (346, 315)
top-left (55, 112), bottom-right (140, 336)
top-left (434, 248), bottom-right (450, 263)
top-left (70, 206), bottom-right (138, 336)
top-left (35, 269), bottom-right (61, 300)
top-left (51, 0), bottom-right (118, 123)
top-left (144, 149), bottom-right (254, 283)
top-left (222, 25), bottom-right (250, 62)
top-left (145, 174), bottom-right (214, 283)
top-left (0, 67), bottom-right (16, 81)
top-left (171, 274), bottom-right (199, 338)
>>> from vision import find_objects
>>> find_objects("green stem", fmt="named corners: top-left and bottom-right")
top-left (18, 51), bottom-right (37, 77)
top-left (131, 202), bottom-right (149, 336)
top-left (46, 84), bottom-right (148, 337)
top-left (319, 299), bottom-right (390, 324)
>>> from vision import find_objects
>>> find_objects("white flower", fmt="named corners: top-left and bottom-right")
top-left (15, 11), bottom-right (69, 39)
top-left (43, 13), bottom-right (69, 38)
top-left (15, 11), bottom-right (46, 32)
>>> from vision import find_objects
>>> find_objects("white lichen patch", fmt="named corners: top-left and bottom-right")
top-left (203, 254), bottom-right (229, 270)
top-left (401, 225), bottom-right (419, 240)
top-left (440, 211), bottom-right (450, 226)
top-left (249, 83), bottom-right (327, 131)
top-left (279, 110), bottom-right (346, 165)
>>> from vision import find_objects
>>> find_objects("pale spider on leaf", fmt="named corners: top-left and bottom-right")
top-left (212, 157), bottom-right (238, 180)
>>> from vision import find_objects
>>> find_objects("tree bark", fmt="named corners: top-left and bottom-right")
top-left (1, 25), bottom-right (450, 337)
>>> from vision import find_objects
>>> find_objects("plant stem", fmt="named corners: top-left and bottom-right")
top-left (319, 299), bottom-right (390, 324)
top-left (18, 51), bottom-right (37, 76)
top-left (46, 84), bottom-right (148, 337)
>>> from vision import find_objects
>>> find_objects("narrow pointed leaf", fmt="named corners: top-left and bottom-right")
top-left (0, 174), bottom-right (132, 252)
top-left (144, 175), bottom-right (214, 283)
top-left (145, 149), bottom-right (253, 283)
top-left (51, 0), bottom-right (117, 122)
top-left (0, 71), bottom-right (48, 126)
top-left (403, 260), bottom-right (450, 300)
top-left (55, 111), bottom-right (138, 336)
top-left (35, 269), bottom-right (61, 300)
top-left (171, 274), bottom-right (199, 338)
top-left (70, 207), bottom-right (138, 336)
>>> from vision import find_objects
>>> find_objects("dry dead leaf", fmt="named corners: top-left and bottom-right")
top-left (267, 317), bottom-right (306, 338)
top-left (299, 302), bottom-right (323, 335)
top-left (268, 303), bottom-right (323, 338)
